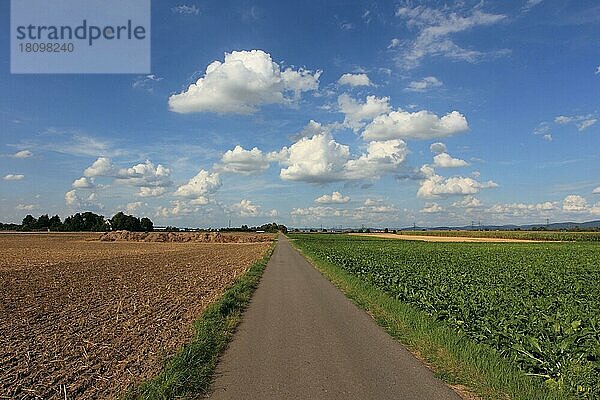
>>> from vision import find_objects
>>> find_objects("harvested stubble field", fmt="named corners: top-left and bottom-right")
top-left (0, 232), bottom-right (273, 399)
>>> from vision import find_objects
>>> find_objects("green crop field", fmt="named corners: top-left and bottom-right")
top-left (290, 234), bottom-right (600, 398)
top-left (392, 230), bottom-right (600, 242)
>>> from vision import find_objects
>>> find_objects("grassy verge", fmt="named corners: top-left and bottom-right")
top-left (289, 237), bottom-right (566, 400)
top-left (124, 242), bottom-right (275, 400)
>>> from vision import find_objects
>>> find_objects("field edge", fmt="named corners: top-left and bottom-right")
top-left (288, 235), bottom-right (566, 400)
top-left (123, 240), bottom-right (277, 400)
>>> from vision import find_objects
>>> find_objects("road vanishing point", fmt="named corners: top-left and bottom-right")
top-left (208, 235), bottom-right (460, 399)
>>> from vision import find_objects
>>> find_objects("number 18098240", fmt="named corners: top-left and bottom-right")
top-left (19, 42), bottom-right (74, 52)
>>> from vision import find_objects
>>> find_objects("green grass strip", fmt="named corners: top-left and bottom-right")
top-left (289, 238), bottom-right (567, 400)
top-left (124, 242), bottom-right (275, 400)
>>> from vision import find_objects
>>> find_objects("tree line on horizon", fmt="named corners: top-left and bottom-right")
top-left (0, 211), bottom-right (154, 232)
top-left (0, 213), bottom-right (288, 233)
top-left (220, 222), bottom-right (287, 234)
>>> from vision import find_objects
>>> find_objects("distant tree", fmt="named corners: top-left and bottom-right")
top-left (82, 212), bottom-right (108, 231)
top-left (36, 214), bottom-right (50, 230)
top-left (257, 222), bottom-right (287, 233)
top-left (140, 217), bottom-right (154, 232)
top-left (64, 213), bottom-right (83, 231)
top-left (49, 215), bottom-right (62, 231)
top-left (110, 212), bottom-right (142, 231)
top-left (63, 212), bottom-right (108, 232)
top-left (22, 215), bottom-right (37, 231)
top-left (220, 222), bottom-right (287, 233)
top-left (0, 222), bottom-right (21, 231)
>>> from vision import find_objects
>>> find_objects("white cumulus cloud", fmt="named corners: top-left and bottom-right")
top-left (421, 202), bottom-right (443, 213)
top-left (488, 201), bottom-right (557, 217)
top-left (430, 142), bottom-right (447, 154)
top-left (126, 201), bottom-right (144, 213)
top-left (168, 50), bottom-right (321, 114)
top-left (554, 116), bottom-right (572, 125)
top-left (577, 119), bottom-right (598, 131)
top-left (16, 204), bottom-right (38, 211)
top-left (215, 145), bottom-right (273, 175)
top-left (65, 190), bottom-right (102, 210)
top-left (315, 191), bottom-right (350, 204)
top-left (452, 195), bottom-right (482, 208)
top-left (291, 199), bottom-right (397, 224)
top-left (156, 200), bottom-right (198, 218)
top-left (279, 133), bottom-right (350, 183)
top-left (72, 176), bottom-right (95, 189)
top-left (562, 195), bottom-right (588, 212)
top-left (115, 160), bottom-right (172, 188)
top-left (84, 157), bottom-right (118, 177)
top-left (405, 76), bottom-right (443, 92)
top-left (338, 94), bottom-right (391, 131)
top-left (433, 152), bottom-right (469, 168)
top-left (337, 73), bottom-right (372, 87)
top-left (344, 139), bottom-right (408, 180)
top-left (291, 206), bottom-right (349, 219)
top-left (363, 109), bottom-right (468, 141)
top-left (13, 150), bottom-right (32, 158)
top-left (290, 119), bottom-right (331, 141)
top-left (138, 187), bottom-right (167, 197)
top-left (3, 174), bottom-right (25, 181)
top-left (174, 170), bottom-right (221, 204)
top-left (356, 198), bottom-right (397, 215)
top-left (228, 199), bottom-right (261, 217)
top-left (277, 132), bottom-right (408, 183)
top-left (82, 157), bottom-right (172, 195)
top-left (417, 165), bottom-right (497, 198)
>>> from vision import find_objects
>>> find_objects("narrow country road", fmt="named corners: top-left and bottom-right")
top-left (208, 235), bottom-right (460, 399)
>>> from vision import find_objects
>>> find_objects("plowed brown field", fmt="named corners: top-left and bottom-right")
top-left (0, 233), bottom-right (272, 399)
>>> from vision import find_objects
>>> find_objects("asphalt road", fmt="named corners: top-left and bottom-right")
top-left (208, 235), bottom-right (460, 399)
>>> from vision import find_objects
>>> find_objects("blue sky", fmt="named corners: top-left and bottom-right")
top-left (1, 0), bottom-right (599, 228)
